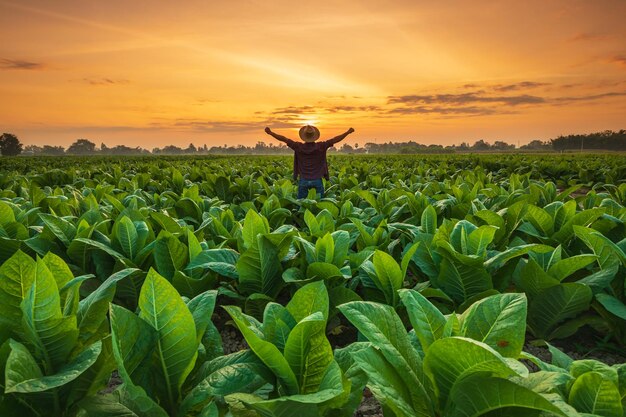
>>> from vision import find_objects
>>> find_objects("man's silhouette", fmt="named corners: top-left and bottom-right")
top-left (265, 125), bottom-right (355, 198)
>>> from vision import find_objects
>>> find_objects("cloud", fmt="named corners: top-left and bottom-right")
top-left (493, 81), bottom-right (550, 92)
top-left (568, 32), bottom-right (612, 42)
top-left (271, 106), bottom-right (316, 115)
top-left (387, 93), bottom-right (545, 106)
top-left (82, 78), bottom-right (130, 86)
top-left (0, 58), bottom-right (45, 70)
top-left (553, 91), bottom-right (626, 103)
top-left (388, 106), bottom-right (499, 116)
top-left (609, 55), bottom-right (626, 68)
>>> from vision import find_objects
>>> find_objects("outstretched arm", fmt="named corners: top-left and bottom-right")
top-left (326, 128), bottom-right (355, 146)
top-left (265, 127), bottom-right (294, 144)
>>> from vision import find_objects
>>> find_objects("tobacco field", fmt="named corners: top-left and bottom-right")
top-left (0, 153), bottom-right (625, 417)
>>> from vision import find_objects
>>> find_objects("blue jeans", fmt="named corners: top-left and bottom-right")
top-left (297, 178), bottom-right (324, 199)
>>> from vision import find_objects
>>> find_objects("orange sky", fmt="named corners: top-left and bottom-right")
top-left (1, 0), bottom-right (625, 148)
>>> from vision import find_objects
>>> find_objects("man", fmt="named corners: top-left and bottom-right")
top-left (265, 125), bottom-right (355, 198)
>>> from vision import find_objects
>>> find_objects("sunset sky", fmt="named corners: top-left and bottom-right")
top-left (1, 0), bottom-right (625, 148)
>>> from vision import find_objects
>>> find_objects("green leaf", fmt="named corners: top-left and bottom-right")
top-left (437, 257), bottom-right (492, 304)
top-left (528, 283), bottom-right (593, 339)
top-left (115, 216), bottom-right (139, 260)
top-left (109, 304), bottom-right (157, 387)
top-left (284, 312), bottom-right (333, 394)
top-left (224, 305), bottom-right (299, 395)
top-left (569, 372), bottom-right (623, 417)
top-left (286, 280), bottom-right (329, 322)
top-left (459, 293), bottom-right (527, 358)
top-left (0, 250), bottom-right (36, 335)
top-left (185, 248), bottom-right (239, 279)
top-left (485, 244), bottom-right (553, 272)
top-left (187, 290), bottom-right (218, 344)
top-left (399, 289), bottom-right (446, 351)
top-left (424, 337), bottom-right (517, 407)
top-left (42, 251), bottom-right (74, 291)
top-left (448, 375), bottom-right (567, 417)
top-left (6, 340), bottom-right (101, 393)
top-left (351, 344), bottom-right (429, 417)
top-left (574, 225), bottom-right (626, 269)
top-left (548, 254), bottom-right (598, 281)
top-left (154, 231), bottom-right (189, 280)
top-left (421, 205), bottom-right (437, 234)
top-left (39, 213), bottom-right (76, 247)
top-left (77, 268), bottom-right (138, 346)
top-left (237, 234), bottom-right (283, 298)
top-left (138, 269), bottom-right (198, 412)
top-left (242, 209), bottom-right (270, 251)
top-left (467, 225), bottom-right (498, 257)
top-left (595, 293), bottom-right (626, 320)
top-left (338, 301), bottom-right (432, 414)
top-left (21, 258), bottom-right (78, 372)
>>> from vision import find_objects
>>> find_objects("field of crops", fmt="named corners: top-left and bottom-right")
top-left (0, 153), bottom-right (625, 417)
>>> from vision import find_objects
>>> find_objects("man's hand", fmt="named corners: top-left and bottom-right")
top-left (265, 127), bottom-right (272, 135)
top-left (347, 128), bottom-right (355, 134)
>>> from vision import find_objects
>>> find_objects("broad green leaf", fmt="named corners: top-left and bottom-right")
top-left (109, 304), bottom-right (157, 387)
top-left (286, 280), bottom-right (329, 322)
top-left (138, 269), bottom-right (198, 412)
top-left (448, 375), bottom-right (567, 417)
top-left (187, 290), bottom-right (218, 344)
top-left (421, 205), bottom-right (437, 234)
top-left (399, 289), bottom-right (446, 351)
top-left (21, 258), bottom-right (78, 372)
top-left (569, 372), bottom-right (623, 417)
top-left (595, 293), bottom-right (626, 320)
top-left (224, 305), bottom-right (299, 395)
top-left (338, 301), bottom-right (432, 414)
top-left (237, 234), bottom-right (283, 298)
top-left (242, 209), bottom-right (269, 251)
top-left (528, 283), bottom-right (593, 339)
top-left (485, 244), bottom-right (553, 272)
top-left (154, 231), bottom-right (188, 280)
top-left (77, 268), bottom-right (138, 346)
top-left (39, 213), bottom-right (76, 247)
top-left (0, 250), bottom-right (36, 334)
top-left (42, 251), bottom-right (73, 291)
top-left (548, 254), bottom-right (598, 281)
top-left (459, 293), bottom-right (527, 358)
top-left (229, 361), bottom-right (345, 417)
top-left (351, 344), bottom-right (429, 417)
top-left (371, 249), bottom-right (404, 306)
top-left (424, 337), bottom-right (517, 407)
top-left (516, 258), bottom-right (559, 297)
top-left (6, 340), bottom-right (101, 393)
top-left (115, 216), bottom-right (139, 260)
top-left (437, 257), bottom-right (492, 304)
top-left (574, 225), bottom-right (626, 269)
top-left (283, 312), bottom-right (333, 394)
top-left (467, 225), bottom-right (498, 257)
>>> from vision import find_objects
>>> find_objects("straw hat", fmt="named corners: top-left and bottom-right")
top-left (299, 125), bottom-right (320, 142)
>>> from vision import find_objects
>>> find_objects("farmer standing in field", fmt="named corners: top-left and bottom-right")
top-left (265, 125), bottom-right (355, 198)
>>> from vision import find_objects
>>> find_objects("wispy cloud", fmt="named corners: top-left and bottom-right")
top-left (493, 81), bottom-right (550, 92)
top-left (568, 32), bottom-right (612, 42)
top-left (609, 55), bottom-right (626, 68)
top-left (82, 78), bottom-right (130, 86)
top-left (387, 93), bottom-right (545, 106)
top-left (0, 58), bottom-right (45, 70)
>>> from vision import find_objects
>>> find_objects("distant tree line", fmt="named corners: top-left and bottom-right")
top-left (1, 130), bottom-right (625, 156)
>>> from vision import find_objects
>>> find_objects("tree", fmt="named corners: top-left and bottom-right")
top-left (67, 139), bottom-right (96, 155)
top-left (42, 145), bottom-right (65, 155)
top-left (23, 144), bottom-right (43, 155)
top-left (0, 133), bottom-right (23, 156)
